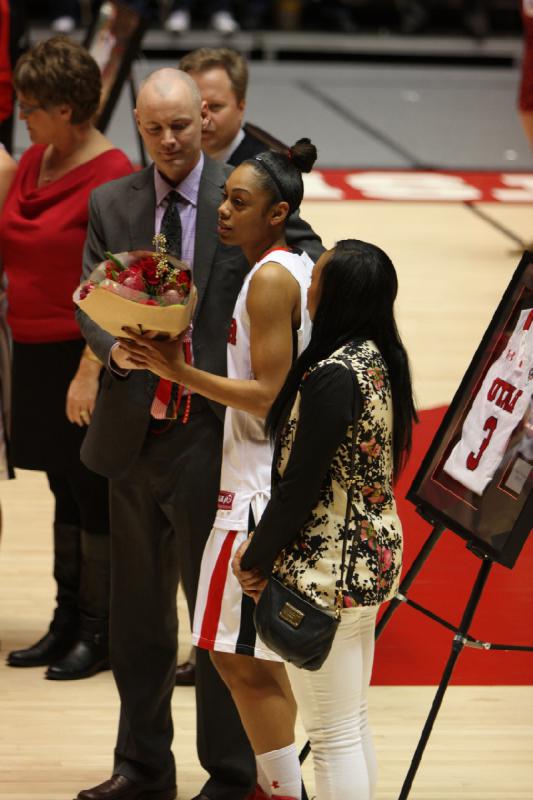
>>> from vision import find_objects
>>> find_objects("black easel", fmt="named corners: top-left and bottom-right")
top-left (374, 520), bottom-right (533, 800)
top-left (394, 547), bottom-right (493, 799)
top-left (375, 522), bottom-right (445, 639)
top-left (299, 519), bottom-right (533, 798)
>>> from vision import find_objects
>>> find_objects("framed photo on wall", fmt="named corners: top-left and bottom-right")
top-left (407, 252), bottom-right (533, 569)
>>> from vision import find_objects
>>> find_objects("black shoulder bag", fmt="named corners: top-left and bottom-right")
top-left (253, 367), bottom-right (359, 671)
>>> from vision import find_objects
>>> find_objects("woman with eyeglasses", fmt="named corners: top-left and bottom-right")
top-left (0, 35), bottom-right (132, 681)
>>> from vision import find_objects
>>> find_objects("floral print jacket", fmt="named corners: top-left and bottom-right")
top-left (273, 340), bottom-right (403, 610)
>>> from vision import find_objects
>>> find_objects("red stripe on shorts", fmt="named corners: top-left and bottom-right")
top-left (196, 530), bottom-right (238, 649)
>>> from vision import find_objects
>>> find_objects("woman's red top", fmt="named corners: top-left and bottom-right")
top-left (0, 144), bottom-right (132, 343)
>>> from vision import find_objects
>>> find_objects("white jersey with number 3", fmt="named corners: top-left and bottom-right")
top-left (443, 307), bottom-right (533, 495)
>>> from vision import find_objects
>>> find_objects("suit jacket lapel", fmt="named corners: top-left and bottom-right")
top-left (193, 156), bottom-right (229, 316)
top-left (128, 165), bottom-right (157, 251)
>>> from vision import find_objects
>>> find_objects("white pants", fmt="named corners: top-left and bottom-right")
top-left (287, 606), bottom-right (379, 800)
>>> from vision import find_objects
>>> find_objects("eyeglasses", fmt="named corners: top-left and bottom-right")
top-left (18, 100), bottom-right (44, 116)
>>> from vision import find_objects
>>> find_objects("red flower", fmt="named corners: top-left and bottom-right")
top-left (176, 269), bottom-right (191, 287)
top-left (362, 483), bottom-right (385, 505)
top-left (79, 283), bottom-right (95, 300)
top-left (118, 267), bottom-right (145, 292)
top-left (377, 545), bottom-right (393, 571)
top-left (367, 367), bottom-right (385, 390)
top-left (104, 261), bottom-right (116, 279)
top-left (359, 519), bottom-right (377, 545)
top-left (360, 437), bottom-right (382, 459)
top-left (142, 298), bottom-right (159, 306)
top-left (343, 596), bottom-right (358, 608)
top-left (130, 256), bottom-right (160, 286)
top-left (162, 289), bottom-right (185, 305)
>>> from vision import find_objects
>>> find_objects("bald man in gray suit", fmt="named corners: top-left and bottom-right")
top-left (74, 69), bottom-right (323, 800)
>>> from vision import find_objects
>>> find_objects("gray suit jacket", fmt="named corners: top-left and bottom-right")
top-left (77, 156), bottom-right (323, 480)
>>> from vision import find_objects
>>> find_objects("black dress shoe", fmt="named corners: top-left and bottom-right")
top-left (175, 660), bottom-right (195, 686)
top-left (76, 774), bottom-right (177, 800)
top-left (46, 639), bottom-right (109, 680)
top-left (7, 630), bottom-right (76, 667)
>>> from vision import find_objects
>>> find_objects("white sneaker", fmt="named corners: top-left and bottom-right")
top-left (51, 15), bottom-right (76, 33)
top-left (211, 11), bottom-right (239, 35)
top-left (165, 10), bottom-right (191, 34)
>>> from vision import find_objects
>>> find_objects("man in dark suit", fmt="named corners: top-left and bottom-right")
top-left (179, 47), bottom-right (280, 167)
top-left (74, 68), bottom-right (323, 800)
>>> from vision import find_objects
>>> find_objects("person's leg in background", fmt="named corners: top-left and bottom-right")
top-left (287, 606), bottom-right (379, 800)
top-left (49, 0), bottom-right (80, 32)
top-left (520, 1), bottom-right (533, 150)
top-left (175, 567), bottom-right (197, 687)
top-left (7, 472), bottom-right (81, 667)
top-left (462, 0), bottom-right (490, 38)
top-left (46, 460), bottom-right (111, 680)
top-left (164, 0), bottom-right (193, 33)
top-left (241, 0), bottom-right (270, 30)
top-left (165, 0), bottom-right (239, 33)
top-left (209, 0), bottom-right (240, 33)
top-left (518, 1), bottom-right (533, 252)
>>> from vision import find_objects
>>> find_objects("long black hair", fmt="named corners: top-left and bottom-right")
top-left (266, 239), bottom-right (418, 481)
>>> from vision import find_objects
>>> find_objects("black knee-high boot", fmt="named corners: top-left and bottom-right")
top-left (7, 522), bottom-right (81, 667)
top-left (46, 529), bottom-right (110, 680)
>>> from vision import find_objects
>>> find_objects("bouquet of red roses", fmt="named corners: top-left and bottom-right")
top-left (74, 237), bottom-right (196, 338)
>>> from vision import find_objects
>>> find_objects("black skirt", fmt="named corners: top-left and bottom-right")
top-left (11, 339), bottom-right (89, 472)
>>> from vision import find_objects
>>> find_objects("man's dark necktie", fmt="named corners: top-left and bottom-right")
top-left (160, 189), bottom-right (182, 258)
top-left (152, 190), bottom-right (190, 421)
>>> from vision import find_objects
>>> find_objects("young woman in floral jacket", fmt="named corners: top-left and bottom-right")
top-left (234, 239), bottom-right (417, 800)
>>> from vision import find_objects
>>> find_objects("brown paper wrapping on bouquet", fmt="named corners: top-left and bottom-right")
top-left (75, 284), bottom-right (197, 338)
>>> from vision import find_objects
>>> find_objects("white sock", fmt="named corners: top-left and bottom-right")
top-left (256, 758), bottom-right (271, 796)
top-left (256, 743), bottom-right (301, 799)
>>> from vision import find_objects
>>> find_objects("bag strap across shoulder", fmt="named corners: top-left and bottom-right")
top-left (336, 363), bottom-right (360, 614)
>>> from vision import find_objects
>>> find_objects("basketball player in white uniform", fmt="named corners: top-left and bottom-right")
top-left (192, 243), bottom-right (313, 662)
top-left (120, 139), bottom-right (320, 800)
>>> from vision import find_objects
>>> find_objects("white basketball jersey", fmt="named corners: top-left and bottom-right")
top-left (214, 248), bottom-right (314, 530)
top-left (443, 307), bottom-right (533, 495)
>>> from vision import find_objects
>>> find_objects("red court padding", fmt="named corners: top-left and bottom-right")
top-left (372, 406), bottom-right (533, 685)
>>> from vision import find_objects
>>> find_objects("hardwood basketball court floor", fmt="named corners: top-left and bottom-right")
top-left (1, 194), bottom-right (532, 799)
top-left (2, 50), bottom-right (533, 800)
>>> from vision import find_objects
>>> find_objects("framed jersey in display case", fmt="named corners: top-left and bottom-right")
top-left (407, 252), bottom-right (533, 569)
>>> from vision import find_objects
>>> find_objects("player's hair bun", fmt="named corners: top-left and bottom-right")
top-left (288, 138), bottom-right (317, 173)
